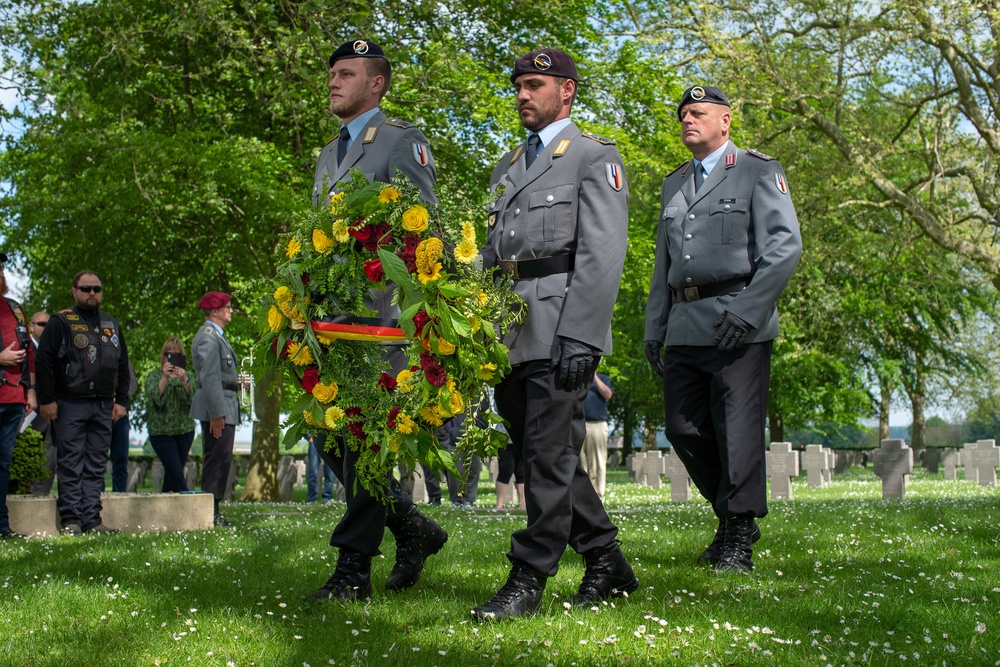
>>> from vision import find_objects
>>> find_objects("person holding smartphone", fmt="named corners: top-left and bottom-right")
top-left (144, 337), bottom-right (195, 493)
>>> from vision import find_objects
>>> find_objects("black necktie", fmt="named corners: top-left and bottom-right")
top-left (337, 126), bottom-right (350, 165)
top-left (693, 161), bottom-right (705, 191)
top-left (525, 134), bottom-right (542, 168)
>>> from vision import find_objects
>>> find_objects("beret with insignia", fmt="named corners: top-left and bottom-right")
top-left (677, 85), bottom-right (730, 119)
top-left (511, 48), bottom-right (578, 83)
top-left (330, 39), bottom-right (389, 68)
top-left (197, 291), bottom-right (231, 310)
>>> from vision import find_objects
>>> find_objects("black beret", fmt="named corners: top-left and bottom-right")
top-left (329, 39), bottom-right (388, 68)
top-left (511, 48), bottom-right (578, 84)
top-left (677, 86), bottom-right (730, 119)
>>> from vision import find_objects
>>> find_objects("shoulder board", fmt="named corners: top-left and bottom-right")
top-left (581, 131), bottom-right (615, 145)
top-left (203, 326), bottom-right (216, 336)
top-left (508, 145), bottom-right (524, 164)
top-left (747, 148), bottom-right (775, 161)
top-left (385, 119), bottom-right (415, 129)
top-left (666, 161), bottom-right (690, 178)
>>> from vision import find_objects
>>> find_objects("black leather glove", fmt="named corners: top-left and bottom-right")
top-left (713, 311), bottom-right (753, 352)
top-left (644, 340), bottom-right (664, 377)
top-left (551, 337), bottom-right (597, 391)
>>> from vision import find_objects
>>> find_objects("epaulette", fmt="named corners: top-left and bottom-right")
top-left (581, 131), bottom-right (615, 145)
top-left (747, 148), bottom-right (775, 161)
top-left (666, 161), bottom-right (690, 178)
top-left (385, 119), bottom-right (415, 129)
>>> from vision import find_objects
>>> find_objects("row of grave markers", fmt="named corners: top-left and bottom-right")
top-left (628, 439), bottom-right (1000, 500)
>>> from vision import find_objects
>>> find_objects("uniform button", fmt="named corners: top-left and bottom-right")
top-left (685, 277), bottom-right (693, 285)
top-left (507, 280), bottom-right (515, 288)
top-left (514, 208), bottom-right (520, 216)
top-left (564, 287), bottom-right (569, 293)
top-left (546, 194), bottom-right (554, 202)
top-left (510, 254), bottom-right (517, 260)
top-left (685, 233), bottom-right (693, 240)
top-left (724, 204), bottom-right (731, 212)
top-left (688, 213), bottom-right (696, 220)
top-left (683, 255), bottom-right (691, 262)
top-left (509, 230), bottom-right (515, 238)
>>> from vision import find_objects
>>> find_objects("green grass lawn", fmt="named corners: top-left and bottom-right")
top-left (2, 468), bottom-right (998, 666)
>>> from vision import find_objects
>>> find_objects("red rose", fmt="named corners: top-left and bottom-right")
top-left (344, 406), bottom-right (366, 439)
top-left (363, 258), bottom-right (385, 282)
top-left (372, 222), bottom-right (393, 248)
top-left (369, 443), bottom-right (381, 453)
top-left (413, 310), bottom-right (432, 336)
top-left (377, 372), bottom-right (397, 393)
top-left (300, 366), bottom-right (320, 394)
top-left (387, 406), bottom-right (401, 429)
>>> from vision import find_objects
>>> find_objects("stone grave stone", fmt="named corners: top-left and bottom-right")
top-left (631, 450), bottom-right (665, 489)
top-left (942, 448), bottom-right (960, 480)
top-left (409, 464), bottom-right (429, 504)
top-left (922, 448), bottom-right (942, 474)
top-left (607, 451), bottom-right (621, 470)
top-left (277, 456), bottom-right (296, 501)
top-left (962, 443), bottom-right (979, 483)
top-left (487, 456), bottom-right (499, 482)
top-left (968, 439), bottom-right (1000, 487)
top-left (626, 453), bottom-right (635, 479)
top-left (802, 444), bottom-right (829, 488)
top-left (151, 460), bottom-right (164, 492)
top-left (662, 448), bottom-right (691, 501)
top-left (766, 442), bottom-right (799, 500)
top-left (824, 448), bottom-right (835, 484)
top-left (184, 461), bottom-right (198, 489)
top-left (873, 439), bottom-right (913, 499)
top-left (126, 460), bottom-right (148, 493)
top-left (294, 459), bottom-right (306, 486)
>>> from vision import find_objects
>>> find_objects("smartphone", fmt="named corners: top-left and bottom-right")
top-left (166, 352), bottom-right (187, 369)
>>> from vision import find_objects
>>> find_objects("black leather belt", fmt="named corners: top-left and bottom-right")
top-left (499, 253), bottom-right (574, 280)
top-left (671, 277), bottom-right (748, 303)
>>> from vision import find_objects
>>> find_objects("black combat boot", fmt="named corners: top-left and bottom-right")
top-left (385, 505), bottom-right (448, 591)
top-left (471, 560), bottom-right (548, 621)
top-left (570, 541), bottom-right (639, 606)
top-left (306, 549), bottom-right (373, 601)
top-left (713, 517), bottom-right (757, 573)
top-left (698, 517), bottom-right (760, 565)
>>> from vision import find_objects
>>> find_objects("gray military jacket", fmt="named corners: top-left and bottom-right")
top-left (644, 140), bottom-right (802, 347)
top-left (312, 109), bottom-right (437, 320)
top-left (484, 122), bottom-right (629, 366)
top-left (189, 323), bottom-right (241, 425)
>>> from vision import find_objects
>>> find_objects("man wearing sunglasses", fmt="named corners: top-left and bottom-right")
top-left (36, 271), bottom-right (131, 535)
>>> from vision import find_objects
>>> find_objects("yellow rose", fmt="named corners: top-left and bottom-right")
top-left (287, 341), bottom-right (313, 366)
top-left (436, 338), bottom-right (456, 355)
top-left (402, 205), bottom-right (430, 233)
top-left (454, 238), bottom-right (478, 265)
top-left (461, 221), bottom-right (477, 242)
top-left (420, 405), bottom-right (443, 427)
top-left (267, 306), bottom-right (285, 333)
top-left (274, 285), bottom-right (291, 302)
top-left (312, 228), bottom-right (334, 254)
top-left (477, 363), bottom-right (497, 380)
top-left (312, 381), bottom-right (339, 404)
top-left (450, 389), bottom-right (465, 415)
top-left (332, 220), bottom-right (351, 243)
top-left (379, 186), bottom-right (402, 203)
top-left (324, 406), bottom-right (345, 429)
top-left (396, 412), bottom-right (418, 434)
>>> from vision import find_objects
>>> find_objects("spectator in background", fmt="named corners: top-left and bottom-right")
top-left (306, 434), bottom-right (335, 504)
top-left (0, 253), bottom-right (36, 539)
top-left (145, 337), bottom-right (195, 493)
top-left (108, 361), bottom-right (137, 492)
top-left (28, 310), bottom-right (57, 496)
top-left (580, 368), bottom-right (613, 501)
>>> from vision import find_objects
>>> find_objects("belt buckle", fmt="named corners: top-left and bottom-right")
top-left (683, 286), bottom-right (700, 302)
top-left (499, 259), bottom-right (519, 280)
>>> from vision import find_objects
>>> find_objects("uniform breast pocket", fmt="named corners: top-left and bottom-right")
top-left (661, 206), bottom-right (678, 248)
top-left (709, 199), bottom-right (749, 244)
top-left (527, 183), bottom-right (576, 242)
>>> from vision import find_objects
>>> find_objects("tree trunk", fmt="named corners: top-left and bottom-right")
top-left (768, 411), bottom-right (784, 443)
top-left (908, 366), bottom-right (927, 450)
top-left (879, 381), bottom-right (892, 443)
top-left (240, 368), bottom-right (281, 501)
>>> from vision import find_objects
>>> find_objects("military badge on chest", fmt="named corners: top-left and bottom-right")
top-left (87, 345), bottom-right (98, 363)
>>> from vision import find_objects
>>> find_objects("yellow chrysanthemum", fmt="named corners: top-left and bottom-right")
top-left (267, 306), bottom-right (285, 333)
top-left (287, 341), bottom-right (313, 366)
top-left (332, 220), bottom-right (351, 244)
top-left (401, 204), bottom-right (429, 233)
top-left (477, 290), bottom-right (489, 306)
top-left (461, 221), bottom-right (476, 242)
top-left (396, 412), bottom-right (418, 434)
top-left (417, 262), bottom-right (442, 285)
top-left (286, 237), bottom-right (302, 258)
top-left (278, 299), bottom-right (304, 322)
top-left (454, 238), bottom-right (478, 265)
top-left (302, 410), bottom-right (318, 427)
top-left (420, 405), bottom-right (444, 427)
top-left (436, 338), bottom-right (456, 355)
top-left (274, 285), bottom-right (291, 303)
top-left (324, 406), bottom-right (345, 429)
top-left (416, 237), bottom-right (444, 269)
top-left (312, 228), bottom-right (334, 254)
top-left (388, 435), bottom-right (403, 452)
top-left (396, 369), bottom-right (415, 393)
top-left (312, 381), bottom-right (338, 404)
top-left (477, 363), bottom-right (497, 380)
top-left (379, 186), bottom-right (402, 203)
top-left (329, 191), bottom-right (346, 213)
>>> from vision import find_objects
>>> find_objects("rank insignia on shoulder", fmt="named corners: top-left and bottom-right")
top-left (553, 139), bottom-right (572, 156)
top-left (775, 172), bottom-right (789, 194)
top-left (362, 126), bottom-right (378, 143)
top-left (385, 119), bottom-right (414, 129)
top-left (667, 162), bottom-right (690, 178)
top-left (413, 143), bottom-right (431, 166)
top-left (509, 145), bottom-right (523, 164)
top-left (725, 152), bottom-right (737, 167)
top-left (605, 163), bottom-right (624, 191)
top-left (204, 326), bottom-right (215, 335)
top-left (747, 148), bottom-right (775, 161)
top-left (582, 131), bottom-right (615, 145)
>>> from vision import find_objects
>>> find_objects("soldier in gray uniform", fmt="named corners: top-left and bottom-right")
top-left (189, 291), bottom-right (240, 527)
top-left (306, 39), bottom-right (447, 604)
top-left (644, 86), bottom-right (802, 572)
top-left (472, 48), bottom-right (637, 621)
